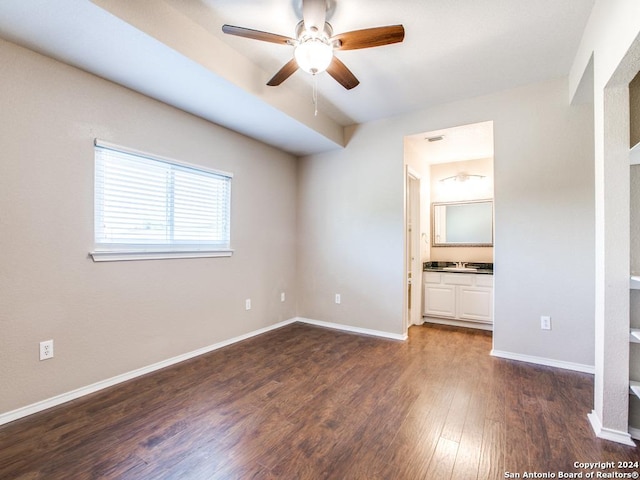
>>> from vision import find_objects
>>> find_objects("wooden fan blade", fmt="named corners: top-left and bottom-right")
top-left (302, 0), bottom-right (327, 33)
top-left (333, 25), bottom-right (405, 50)
top-left (326, 56), bottom-right (360, 90)
top-left (267, 58), bottom-right (299, 86)
top-left (222, 24), bottom-right (294, 45)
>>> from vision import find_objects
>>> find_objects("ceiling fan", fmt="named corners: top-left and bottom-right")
top-left (221, 0), bottom-right (405, 90)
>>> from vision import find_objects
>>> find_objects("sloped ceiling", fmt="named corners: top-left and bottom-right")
top-left (0, 0), bottom-right (594, 156)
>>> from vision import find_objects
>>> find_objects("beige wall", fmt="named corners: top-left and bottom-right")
top-left (298, 77), bottom-right (595, 365)
top-left (0, 38), bottom-right (596, 418)
top-left (296, 124), bottom-right (405, 334)
top-left (569, 0), bottom-right (640, 439)
top-left (0, 39), bottom-right (298, 415)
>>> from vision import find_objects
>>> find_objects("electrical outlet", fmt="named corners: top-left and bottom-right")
top-left (39, 340), bottom-right (54, 360)
top-left (280, 292), bottom-right (285, 302)
top-left (335, 293), bottom-right (341, 304)
top-left (540, 315), bottom-right (551, 330)
top-left (245, 299), bottom-right (251, 310)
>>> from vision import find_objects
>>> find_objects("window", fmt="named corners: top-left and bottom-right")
top-left (91, 140), bottom-right (232, 262)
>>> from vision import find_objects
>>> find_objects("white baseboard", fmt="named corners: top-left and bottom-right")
top-left (587, 410), bottom-right (636, 446)
top-left (490, 349), bottom-right (595, 374)
top-left (629, 425), bottom-right (640, 441)
top-left (295, 317), bottom-right (408, 341)
top-left (0, 317), bottom-right (406, 426)
top-left (423, 316), bottom-right (493, 331)
top-left (0, 318), bottom-right (298, 427)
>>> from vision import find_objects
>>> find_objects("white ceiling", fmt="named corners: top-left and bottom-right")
top-left (405, 120), bottom-right (494, 165)
top-left (0, 0), bottom-right (594, 156)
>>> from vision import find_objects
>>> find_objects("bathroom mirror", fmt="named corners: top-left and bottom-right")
top-left (432, 200), bottom-right (493, 247)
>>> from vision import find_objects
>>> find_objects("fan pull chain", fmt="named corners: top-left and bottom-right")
top-left (313, 74), bottom-right (319, 116)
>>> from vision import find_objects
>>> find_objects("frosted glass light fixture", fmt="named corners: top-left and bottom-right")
top-left (294, 38), bottom-right (333, 75)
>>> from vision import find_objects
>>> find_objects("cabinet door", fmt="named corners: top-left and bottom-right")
top-left (423, 284), bottom-right (456, 318)
top-left (457, 286), bottom-right (493, 323)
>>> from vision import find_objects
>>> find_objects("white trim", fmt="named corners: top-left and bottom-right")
top-left (94, 138), bottom-right (233, 178)
top-left (295, 317), bottom-right (408, 341)
top-left (631, 381), bottom-right (640, 399)
top-left (423, 316), bottom-right (493, 331)
top-left (631, 141), bottom-right (640, 166)
top-left (0, 318), bottom-right (297, 427)
top-left (629, 426), bottom-right (640, 441)
top-left (89, 249), bottom-right (234, 262)
top-left (0, 317), bottom-right (408, 426)
top-left (406, 165), bottom-right (421, 180)
top-left (588, 410), bottom-right (636, 446)
top-left (490, 349), bottom-right (595, 374)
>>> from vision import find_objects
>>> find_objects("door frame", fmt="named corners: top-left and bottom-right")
top-left (404, 166), bottom-right (422, 333)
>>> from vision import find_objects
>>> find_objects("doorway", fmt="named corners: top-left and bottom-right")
top-left (403, 121), bottom-right (495, 335)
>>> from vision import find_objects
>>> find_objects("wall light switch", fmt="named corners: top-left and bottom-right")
top-left (335, 294), bottom-right (341, 304)
top-left (245, 299), bottom-right (251, 310)
top-left (281, 292), bottom-right (285, 302)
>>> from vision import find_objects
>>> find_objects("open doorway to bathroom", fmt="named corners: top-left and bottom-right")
top-left (403, 121), bottom-right (495, 333)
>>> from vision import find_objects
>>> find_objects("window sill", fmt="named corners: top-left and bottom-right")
top-left (89, 249), bottom-right (234, 262)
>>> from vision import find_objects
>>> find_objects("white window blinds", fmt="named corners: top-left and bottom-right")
top-left (93, 140), bottom-right (232, 261)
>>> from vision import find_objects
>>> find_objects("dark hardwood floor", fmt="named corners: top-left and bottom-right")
top-left (1, 322), bottom-right (640, 479)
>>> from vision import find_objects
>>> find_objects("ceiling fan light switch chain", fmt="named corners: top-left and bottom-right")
top-left (313, 75), bottom-right (319, 117)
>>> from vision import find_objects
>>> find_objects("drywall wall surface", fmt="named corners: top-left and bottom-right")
top-left (430, 158), bottom-right (494, 203)
top-left (297, 77), bottom-right (594, 363)
top-left (570, 0), bottom-right (640, 103)
top-left (490, 80), bottom-right (594, 366)
top-left (0, 39), bottom-right (298, 414)
top-left (297, 123), bottom-right (406, 335)
top-left (569, 0), bottom-right (640, 439)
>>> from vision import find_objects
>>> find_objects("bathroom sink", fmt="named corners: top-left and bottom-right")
top-left (442, 267), bottom-right (478, 272)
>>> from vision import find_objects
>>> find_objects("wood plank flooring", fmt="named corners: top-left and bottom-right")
top-left (1, 322), bottom-right (640, 479)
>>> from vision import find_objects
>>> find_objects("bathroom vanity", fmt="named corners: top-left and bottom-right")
top-left (422, 263), bottom-right (493, 330)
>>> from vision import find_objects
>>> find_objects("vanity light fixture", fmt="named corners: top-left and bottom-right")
top-left (439, 173), bottom-right (486, 183)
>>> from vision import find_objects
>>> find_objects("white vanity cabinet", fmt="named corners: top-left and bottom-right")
top-left (423, 272), bottom-right (457, 318)
top-left (423, 272), bottom-right (493, 328)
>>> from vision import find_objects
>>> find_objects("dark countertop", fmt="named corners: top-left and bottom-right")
top-left (423, 261), bottom-right (494, 275)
